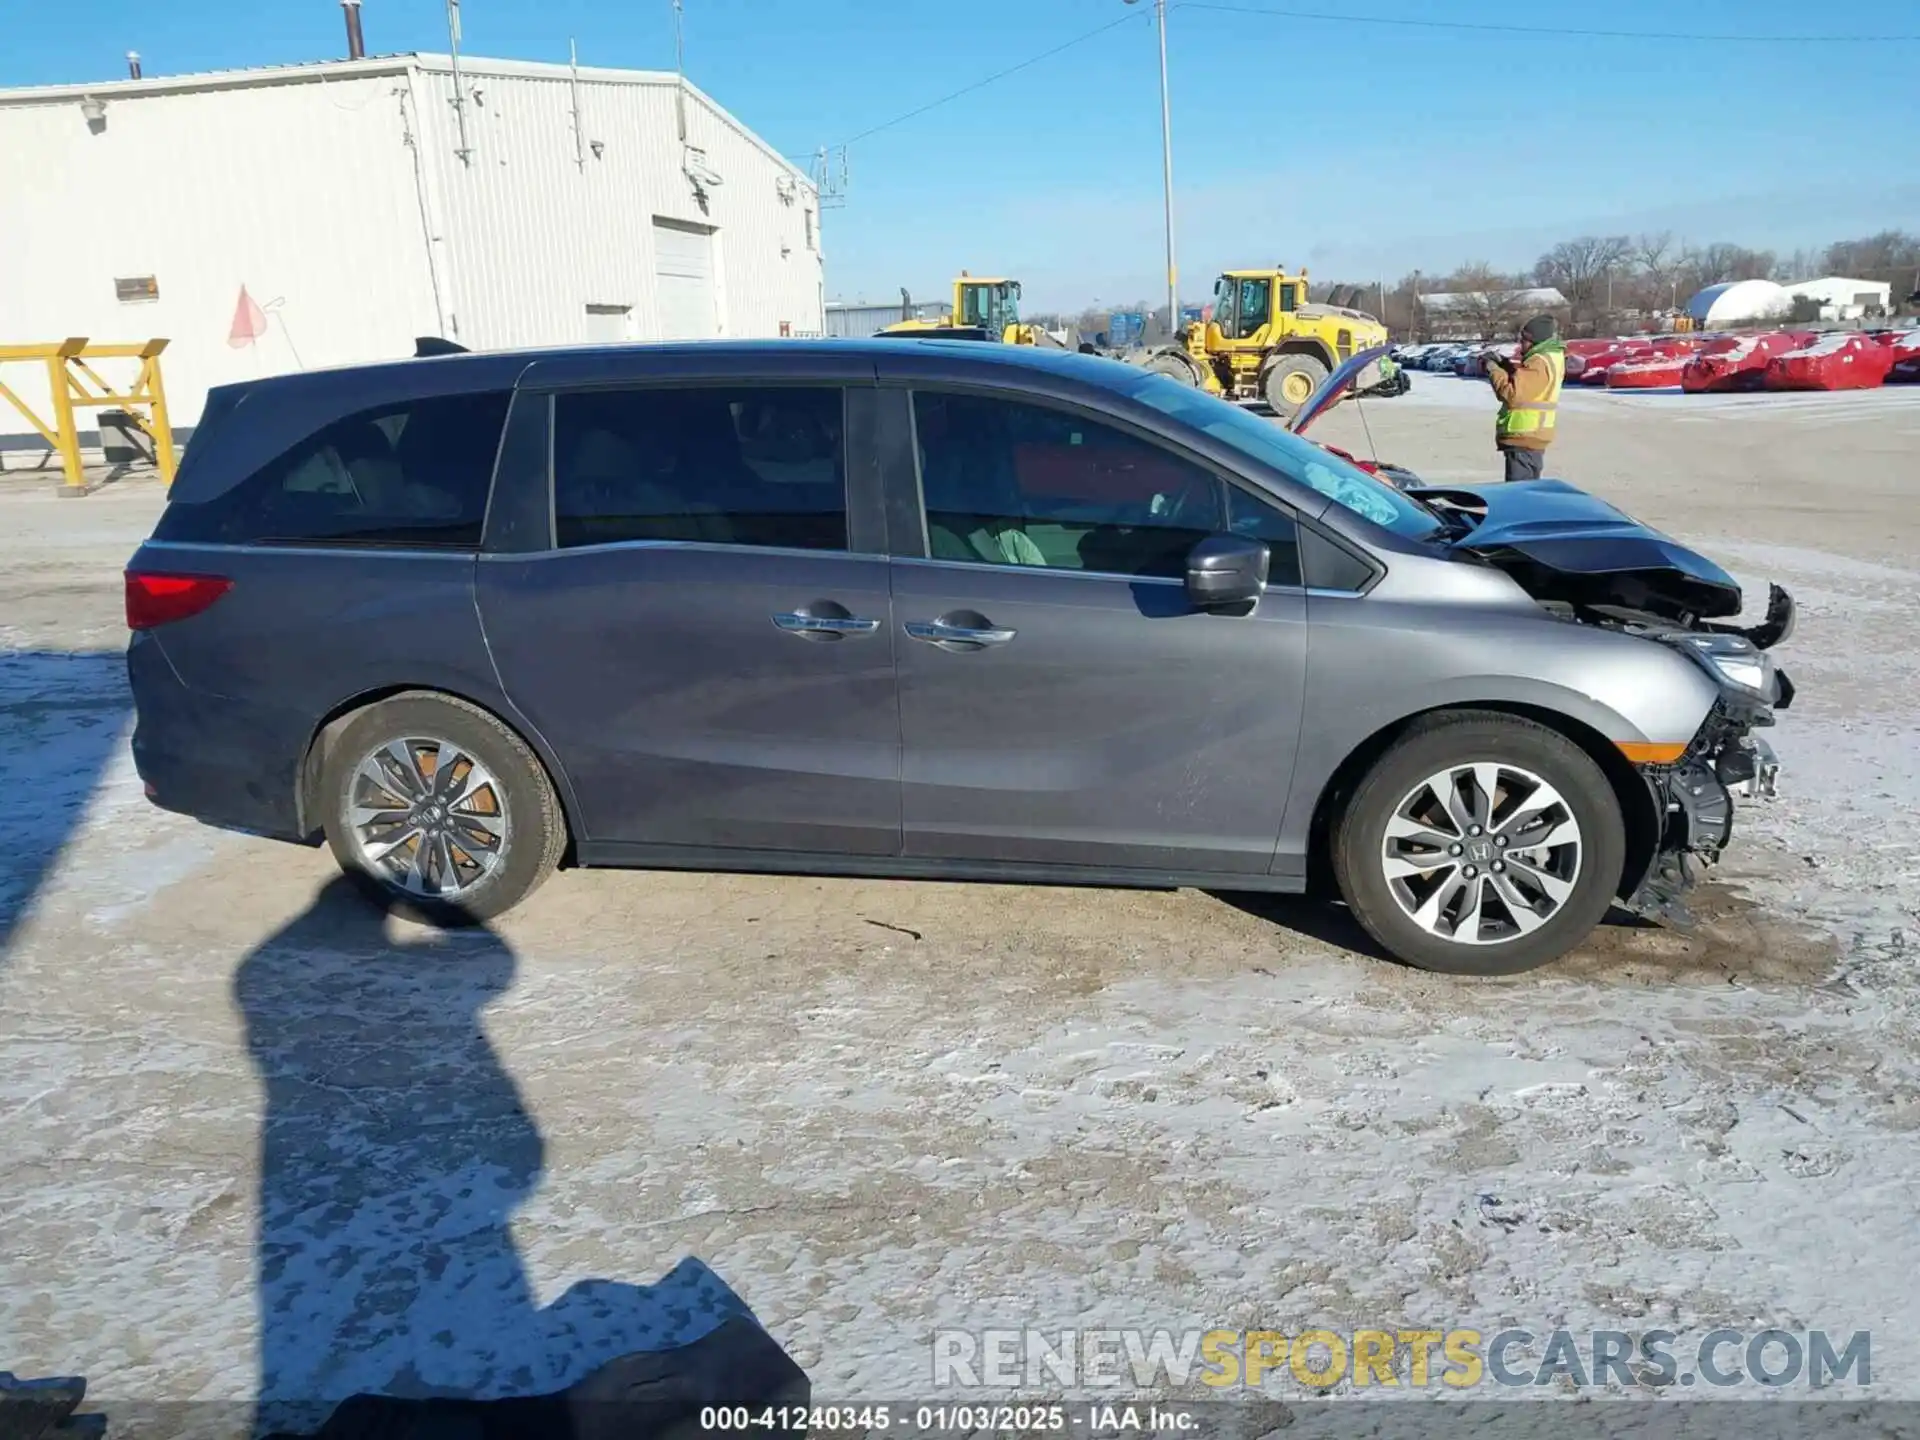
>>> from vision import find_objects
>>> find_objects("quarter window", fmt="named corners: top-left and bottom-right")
top-left (551, 385), bottom-right (847, 551)
top-left (911, 391), bottom-right (1298, 583)
top-left (1225, 485), bottom-right (1304, 587)
top-left (152, 390), bottom-right (510, 548)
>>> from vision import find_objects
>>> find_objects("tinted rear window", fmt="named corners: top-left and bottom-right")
top-left (552, 385), bottom-right (847, 552)
top-left (154, 391), bottom-right (510, 548)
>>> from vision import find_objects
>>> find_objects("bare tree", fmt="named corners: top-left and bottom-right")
top-left (1353, 227), bottom-right (1918, 334)
top-left (1533, 235), bottom-right (1631, 332)
top-left (1773, 247), bottom-right (1821, 284)
top-left (1380, 274), bottom-right (1425, 338)
top-left (1823, 230), bottom-right (1920, 290)
top-left (1441, 262), bottom-right (1534, 340)
top-left (1631, 231), bottom-right (1678, 313)
top-left (1689, 243), bottom-right (1777, 286)
top-left (1635, 230), bottom-right (1675, 277)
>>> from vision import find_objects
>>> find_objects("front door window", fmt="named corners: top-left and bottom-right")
top-left (913, 392), bottom-right (1225, 579)
top-left (910, 391), bottom-right (1302, 585)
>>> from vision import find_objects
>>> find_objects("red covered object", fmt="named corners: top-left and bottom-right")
top-left (1764, 333), bottom-right (1896, 391)
top-left (1880, 330), bottom-right (1920, 379)
top-left (1573, 341), bottom-right (1651, 384)
top-left (1886, 331), bottom-right (1920, 383)
top-left (1680, 332), bottom-right (1806, 393)
top-left (1562, 339), bottom-right (1616, 379)
top-left (1606, 354), bottom-right (1688, 389)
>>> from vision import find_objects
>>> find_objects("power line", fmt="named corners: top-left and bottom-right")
top-left (804, 1), bottom-right (1917, 178)
top-left (1177, 1), bottom-right (1920, 44)
top-left (840, 9), bottom-right (1149, 147)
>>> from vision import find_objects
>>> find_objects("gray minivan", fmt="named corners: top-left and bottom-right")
top-left (126, 340), bottom-right (1793, 974)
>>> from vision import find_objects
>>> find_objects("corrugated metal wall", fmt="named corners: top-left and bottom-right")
top-left (0, 69), bottom-right (437, 429)
top-left (824, 302), bottom-right (951, 337)
top-left (0, 56), bottom-right (825, 436)
top-left (409, 60), bottom-right (824, 351)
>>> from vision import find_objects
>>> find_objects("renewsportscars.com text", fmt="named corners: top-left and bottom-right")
top-left (932, 1327), bottom-right (1871, 1391)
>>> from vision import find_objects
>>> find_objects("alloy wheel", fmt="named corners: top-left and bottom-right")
top-left (345, 736), bottom-right (510, 899)
top-left (1379, 762), bottom-right (1583, 946)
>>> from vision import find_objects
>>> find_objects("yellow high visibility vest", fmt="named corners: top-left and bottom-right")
top-left (1496, 347), bottom-right (1566, 441)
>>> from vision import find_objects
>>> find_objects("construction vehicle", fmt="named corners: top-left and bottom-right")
top-left (878, 273), bottom-right (1065, 347)
top-left (1141, 266), bottom-right (1401, 419)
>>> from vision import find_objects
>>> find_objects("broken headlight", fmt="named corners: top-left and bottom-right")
top-left (1670, 632), bottom-right (1776, 699)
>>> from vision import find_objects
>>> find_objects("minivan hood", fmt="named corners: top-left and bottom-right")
top-left (1288, 343), bottom-right (1391, 435)
top-left (1411, 478), bottom-right (1743, 621)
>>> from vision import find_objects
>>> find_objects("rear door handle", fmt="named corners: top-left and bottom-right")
top-left (773, 611), bottom-right (881, 638)
top-left (904, 620), bottom-right (1017, 647)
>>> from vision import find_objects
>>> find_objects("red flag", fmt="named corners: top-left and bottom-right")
top-left (228, 285), bottom-right (268, 348)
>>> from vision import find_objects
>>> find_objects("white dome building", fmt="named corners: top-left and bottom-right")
top-left (1687, 279), bottom-right (1790, 329)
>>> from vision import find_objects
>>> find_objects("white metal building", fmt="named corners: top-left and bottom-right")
top-left (1784, 276), bottom-right (1893, 321)
top-left (0, 53), bottom-right (824, 433)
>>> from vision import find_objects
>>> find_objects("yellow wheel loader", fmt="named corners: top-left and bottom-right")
top-left (1141, 266), bottom-right (1398, 419)
top-left (877, 274), bottom-right (1066, 347)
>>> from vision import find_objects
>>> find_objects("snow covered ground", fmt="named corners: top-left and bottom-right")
top-left (1, 380), bottom-right (1918, 1432)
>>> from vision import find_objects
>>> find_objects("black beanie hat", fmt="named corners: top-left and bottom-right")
top-left (1522, 314), bottom-right (1558, 344)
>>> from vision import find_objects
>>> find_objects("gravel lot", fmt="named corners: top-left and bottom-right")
top-left (2, 377), bottom-right (1918, 1430)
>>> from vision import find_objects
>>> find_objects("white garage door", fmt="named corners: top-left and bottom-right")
top-left (652, 219), bottom-right (719, 340)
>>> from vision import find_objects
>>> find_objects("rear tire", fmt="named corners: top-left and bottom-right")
top-left (1331, 712), bottom-right (1625, 975)
top-left (1263, 353), bottom-right (1330, 419)
top-left (320, 693), bottom-right (566, 927)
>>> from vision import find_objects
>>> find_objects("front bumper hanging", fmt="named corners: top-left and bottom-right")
top-left (1623, 675), bottom-right (1790, 927)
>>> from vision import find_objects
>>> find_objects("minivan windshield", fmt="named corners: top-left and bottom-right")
top-left (1123, 373), bottom-right (1440, 539)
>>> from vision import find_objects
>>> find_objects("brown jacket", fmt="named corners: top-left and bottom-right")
top-left (1489, 349), bottom-right (1560, 451)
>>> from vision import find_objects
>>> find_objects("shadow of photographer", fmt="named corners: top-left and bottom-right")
top-left (236, 878), bottom-right (798, 1438)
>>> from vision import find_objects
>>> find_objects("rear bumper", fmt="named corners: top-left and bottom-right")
top-left (128, 633), bottom-right (310, 842)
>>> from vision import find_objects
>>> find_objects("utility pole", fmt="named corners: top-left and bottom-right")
top-left (1127, 0), bottom-right (1177, 333)
top-left (1154, 0), bottom-right (1176, 332)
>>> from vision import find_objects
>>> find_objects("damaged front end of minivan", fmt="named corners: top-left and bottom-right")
top-left (1624, 599), bottom-right (1795, 925)
top-left (1413, 478), bottom-right (1798, 927)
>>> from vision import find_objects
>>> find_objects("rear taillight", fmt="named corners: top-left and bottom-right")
top-left (125, 571), bottom-right (232, 630)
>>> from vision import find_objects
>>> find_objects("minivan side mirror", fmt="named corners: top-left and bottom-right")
top-left (1185, 533), bottom-right (1269, 609)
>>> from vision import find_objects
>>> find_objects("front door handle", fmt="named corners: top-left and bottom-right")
top-left (773, 610), bottom-right (881, 640)
top-left (904, 619), bottom-right (1017, 647)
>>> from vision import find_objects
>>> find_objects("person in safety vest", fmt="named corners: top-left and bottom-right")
top-left (1487, 313), bottom-right (1565, 482)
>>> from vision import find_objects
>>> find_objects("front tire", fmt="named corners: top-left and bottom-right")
top-left (320, 693), bottom-right (566, 926)
top-left (1332, 712), bottom-right (1625, 975)
top-left (1263, 353), bottom-right (1330, 419)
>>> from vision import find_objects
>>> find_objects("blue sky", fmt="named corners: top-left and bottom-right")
top-left (7, 0), bottom-right (1918, 309)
